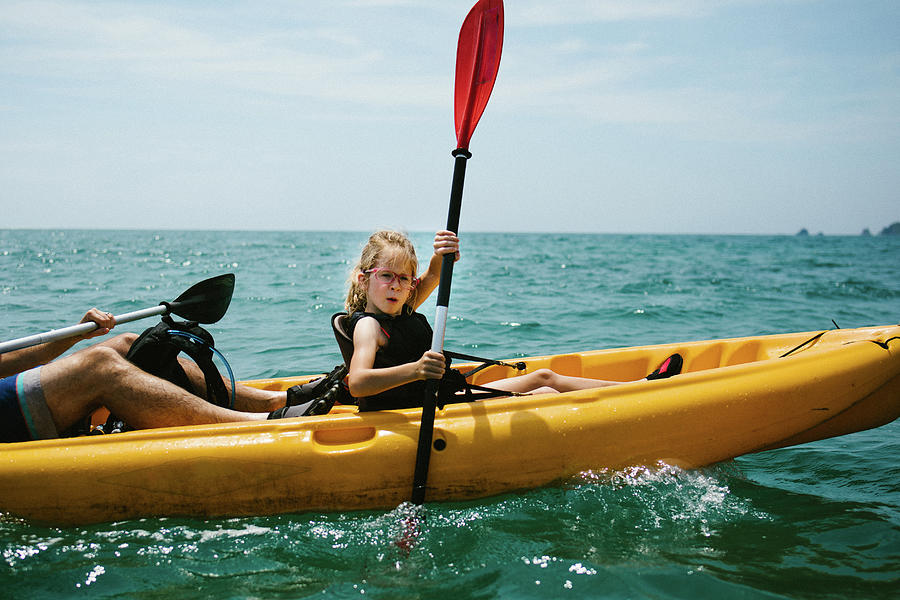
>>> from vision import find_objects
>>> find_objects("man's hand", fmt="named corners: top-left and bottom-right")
top-left (78, 308), bottom-right (116, 340)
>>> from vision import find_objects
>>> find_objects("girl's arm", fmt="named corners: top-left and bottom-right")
top-left (411, 230), bottom-right (459, 310)
top-left (0, 309), bottom-right (115, 378)
top-left (346, 316), bottom-right (445, 398)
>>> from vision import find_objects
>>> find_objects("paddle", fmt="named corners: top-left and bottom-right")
top-left (411, 0), bottom-right (504, 505)
top-left (0, 273), bottom-right (235, 354)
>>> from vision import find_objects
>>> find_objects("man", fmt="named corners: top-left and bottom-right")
top-left (1, 309), bottom-right (286, 443)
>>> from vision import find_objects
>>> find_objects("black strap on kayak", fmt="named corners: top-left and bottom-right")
top-left (436, 364), bottom-right (527, 409)
top-left (780, 321), bottom-right (841, 358)
top-left (443, 350), bottom-right (526, 378)
top-left (865, 336), bottom-right (900, 350)
top-left (780, 332), bottom-right (826, 358)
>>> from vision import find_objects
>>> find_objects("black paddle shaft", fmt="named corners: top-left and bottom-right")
top-left (411, 148), bottom-right (471, 505)
top-left (436, 149), bottom-right (470, 306)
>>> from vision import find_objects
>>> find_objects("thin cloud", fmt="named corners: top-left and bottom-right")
top-left (1, 1), bottom-right (447, 110)
top-left (517, 0), bottom-right (721, 25)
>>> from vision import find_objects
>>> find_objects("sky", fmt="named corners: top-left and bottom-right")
top-left (1, 0), bottom-right (898, 235)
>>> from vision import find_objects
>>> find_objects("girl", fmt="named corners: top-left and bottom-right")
top-left (345, 230), bottom-right (456, 410)
top-left (345, 230), bottom-right (681, 410)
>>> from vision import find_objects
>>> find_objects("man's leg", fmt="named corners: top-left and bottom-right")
top-left (100, 332), bottom-right (285, 412)
top-left (39, 345), bottom-right (268, 434)
top-left (173, 359), bottom-right (286, 412)
top-left (96, 332), bottom-right (138, 355)
top-left (227, 382), bottom-right (286, 413)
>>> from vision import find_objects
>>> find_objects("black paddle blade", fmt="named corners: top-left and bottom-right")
top-left (164, 273), bottom-right (235, 324)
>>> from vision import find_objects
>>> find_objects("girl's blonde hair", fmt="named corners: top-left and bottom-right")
top-left (345, 230), bottom-right (419, 313)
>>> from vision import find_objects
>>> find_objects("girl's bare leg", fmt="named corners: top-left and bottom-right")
top-left (486, 368), bottom-right (623, 394)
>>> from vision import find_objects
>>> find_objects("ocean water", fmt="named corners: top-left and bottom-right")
top-left (1, 229), bottom-right (899, 598)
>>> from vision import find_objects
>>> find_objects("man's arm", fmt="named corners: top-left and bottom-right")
top-left (0, 309), bottom-right (115, 378)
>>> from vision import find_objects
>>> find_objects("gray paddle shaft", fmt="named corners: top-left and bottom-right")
top-left (0, 305), bottom-right (166, 354)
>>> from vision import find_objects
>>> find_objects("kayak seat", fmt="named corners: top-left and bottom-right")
top-left (331, 312), bottom-right (355, 366)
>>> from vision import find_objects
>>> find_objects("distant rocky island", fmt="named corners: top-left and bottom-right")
top-left (796, 222), bottom-right (900, 236)
top-left (879, 222), bottom-right (900, 235)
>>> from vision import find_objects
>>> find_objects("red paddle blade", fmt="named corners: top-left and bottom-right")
top-left (454, 0), bottom-right (504, 150)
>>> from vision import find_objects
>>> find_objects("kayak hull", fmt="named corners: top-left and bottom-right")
top-left (2, 325), bottom-right (899, 525)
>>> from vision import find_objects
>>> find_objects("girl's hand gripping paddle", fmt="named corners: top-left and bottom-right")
top-left (411, 0), bottom-right (504, 506)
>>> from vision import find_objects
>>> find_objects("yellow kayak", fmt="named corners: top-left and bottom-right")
top-left (2, 324), bottom-right (898, 525)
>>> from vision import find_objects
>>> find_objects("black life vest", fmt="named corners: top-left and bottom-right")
top-left (347, 307), bottom-right (463, 411)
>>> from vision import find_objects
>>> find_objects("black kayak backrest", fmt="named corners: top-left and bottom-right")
top-left (331, 312), bottom-right (354, 366)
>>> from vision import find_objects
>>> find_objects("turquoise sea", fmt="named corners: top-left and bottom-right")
top-left (1, 229), bottom-right (899, 598)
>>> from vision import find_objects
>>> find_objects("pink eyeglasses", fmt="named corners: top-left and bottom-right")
top-left (365, 268), bottom-right (419, 289)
